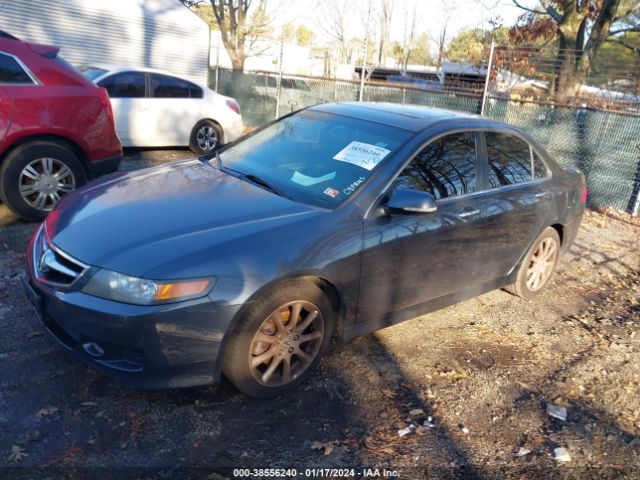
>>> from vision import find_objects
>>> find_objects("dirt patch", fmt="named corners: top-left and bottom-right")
top-left (0, 150), bottom-right (638, 479)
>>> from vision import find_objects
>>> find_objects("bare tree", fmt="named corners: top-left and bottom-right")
top-left (512, 0), bottom-right (640, 96)
top-left (182, 0), bottom-right (274, 71)
top-left (377, 0), bottom-right (394, 66)
top-left (315, 0), bottom-right (351, 63)
top-left (399, 0), bottom-right (417, 69)
top-left (433, 0), bottom-right (457, 69)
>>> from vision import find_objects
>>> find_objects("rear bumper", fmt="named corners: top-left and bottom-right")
top-left (23, 266), bottom-right (241, 390)
top-left (87, 154), bottom-right (122, 179)
top-left (561, 209), bottom-right (584, 255)
top-left (222, 115), bottom-right (245, 144)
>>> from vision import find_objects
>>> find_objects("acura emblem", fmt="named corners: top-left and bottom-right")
top-left (38, 248), bottom-right (55, 273)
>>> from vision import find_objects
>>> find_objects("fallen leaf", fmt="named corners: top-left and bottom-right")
top-left (311, 441), bottom-right (335, 456)
top-left (381, 389), bottom-right (396, 399)
top-left (8, 445), bottom-right (28, 462)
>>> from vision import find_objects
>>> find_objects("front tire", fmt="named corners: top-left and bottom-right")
top-left (504, 227), bottom-right (561, 298)
top-left (223, 280), bottom-right (335, 398)
top-left (0, 142), bottom-right (87, 222)
top-left (189, 120), bottom-right (222, 155)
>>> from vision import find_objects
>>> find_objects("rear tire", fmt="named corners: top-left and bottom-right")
top-left (504, 227), bottom-right (561, 298)
top-left (189, 120), bottom-right (222, 155)
top-left (223, 280), bottom-right (335, 398)
top-left (0, 141), bottom-right (86, 222)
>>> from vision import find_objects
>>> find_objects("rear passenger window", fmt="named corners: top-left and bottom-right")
top-left (533, 152), bottom-right (550, 179)
top-left (0, 52), bottom-right (33, 84)
top-left (486, 132), bottom-right (532, 187)
top-left (99, 72), bottom-right (146, 98)
top-left (151, 74), bottom-right (202, 98)
top-left (393, 132), bottom-right (477, 200)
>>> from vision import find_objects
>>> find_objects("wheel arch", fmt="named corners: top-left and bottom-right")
top-left (550, 223), bottom-right (565, 245)
top-left (0, 134), bottom-right (90, 174)
top-left (193, 118), bottom-right (225, 142)
top-left (214, 274), bottom-right (347, 379)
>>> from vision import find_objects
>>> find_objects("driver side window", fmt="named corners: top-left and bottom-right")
top-left (393, 132), bottom-right (478, 200)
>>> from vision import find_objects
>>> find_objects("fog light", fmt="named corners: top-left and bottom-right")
top-left (82, 342), bottom-right (105, 357)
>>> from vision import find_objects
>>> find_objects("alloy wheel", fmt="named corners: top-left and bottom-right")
top-left (526, 237), bottom-right (558, 291)
top-left (19, 158), bottom-right (76, 211)
top-left (249, 300), bottom-right (324, 387)
top-left (196, 125), bottom-right (218, 151)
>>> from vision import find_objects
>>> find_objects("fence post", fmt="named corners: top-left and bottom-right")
top-left (214, 35), bottom-right (220, 93)
top-left (359, 1), bottom-right (372, 102)
top-left (480, 41), bottom-right (495, 116)
top-left (275, 35), bottom-right (284, 119)
top-left (629, 145), bottom-right (640, 216)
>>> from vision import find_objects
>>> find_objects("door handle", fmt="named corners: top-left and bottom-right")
top-left (458, 209), bottom-right (481, 218)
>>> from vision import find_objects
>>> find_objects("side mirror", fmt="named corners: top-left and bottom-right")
top-left (387, 189), bottom-right (438, 214)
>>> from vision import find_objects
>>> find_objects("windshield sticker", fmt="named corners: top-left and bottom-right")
top-left (323, 187), bottom-right (340, 198)
top-left (333, 141), bottom-right (391, 171)
top-left (343, 176), bottom-right (366, 195)
top-left (291, 170), bottom-right (336, 186)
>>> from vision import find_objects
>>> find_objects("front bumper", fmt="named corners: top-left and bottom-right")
top-left (23, 252), bottom-right (241, 390)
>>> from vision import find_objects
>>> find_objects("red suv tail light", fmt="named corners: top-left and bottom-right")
top-left (225, 98), bottom-right (240, 115)
top-left (97, 87), bottom-right (115, 126)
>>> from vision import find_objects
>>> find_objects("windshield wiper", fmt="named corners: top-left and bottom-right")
top-left (242, 173), bottom-right (292, 200)
top-left (198, 154), bottom-right (291, 200)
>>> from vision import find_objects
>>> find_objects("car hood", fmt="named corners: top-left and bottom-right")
top-left (47, 160), bottom-right (319, 277)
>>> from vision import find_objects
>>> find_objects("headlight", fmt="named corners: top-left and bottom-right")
top-left (82, 269), bottom-right (213, 305)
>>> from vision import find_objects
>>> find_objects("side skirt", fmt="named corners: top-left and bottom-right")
top-left (342, 275), bottom-right (514, 341)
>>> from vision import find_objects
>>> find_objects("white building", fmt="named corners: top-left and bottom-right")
top-left (0, 0), bottom-right (210, 83)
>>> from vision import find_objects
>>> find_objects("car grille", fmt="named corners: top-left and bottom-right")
top-left (33, 226), bottom-right (88, 289)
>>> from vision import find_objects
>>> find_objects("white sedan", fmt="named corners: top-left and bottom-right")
top-left (80, 66), bottom-right (244, 154)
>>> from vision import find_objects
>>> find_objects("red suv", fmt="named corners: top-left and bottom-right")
top-left (0, 31), bottom-right (122, 221)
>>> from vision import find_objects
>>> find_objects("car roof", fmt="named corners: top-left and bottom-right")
top-left (310, 102), bottom-right (506, 133)
top-left (83, 65), bottom-right (208, 87)
top-left (0, 29), bottom-right (20, 41)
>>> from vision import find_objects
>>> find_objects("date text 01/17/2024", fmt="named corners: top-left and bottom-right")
top-left (232, 468), bottom-right (399, 477)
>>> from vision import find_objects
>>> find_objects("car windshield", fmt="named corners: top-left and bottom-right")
top-left (219, 110), bottom-right (412, 209)
top-left (78, 66), bottom-right (108, 81)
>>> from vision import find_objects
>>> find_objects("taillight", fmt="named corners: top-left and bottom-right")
top-left (580, 186), bottom-right (588, 203)
top-left (225, 98), bottom-right (240, 114)
top-left (97, 87), bottom-right (115, 126)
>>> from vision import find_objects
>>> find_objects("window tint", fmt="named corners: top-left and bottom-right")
top-left (393, 132), bottom-right (477, 200)
top-left (533, 151), bottom-right (550, 179)
top-left (98, 72), bottom-right (146, 98)
top-left (486, 132), bottom-right (532, 187)
top-left (150, 74), bottom-right (202, 98)
top-left (0, 53), bottom-right (33, 84)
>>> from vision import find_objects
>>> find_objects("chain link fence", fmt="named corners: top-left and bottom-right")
top-left (212, 51), bottom-right (640, 215)
top-left (215, 69), bottom-right (483, 126)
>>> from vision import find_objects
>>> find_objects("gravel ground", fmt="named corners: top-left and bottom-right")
top-left (0, 149), bottom-right (638, 479)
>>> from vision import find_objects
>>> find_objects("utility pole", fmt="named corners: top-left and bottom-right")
top-left (480, 41), bottom-right (495, 116)
top-left (275, 33), bottom-right (285, 118)
top-left (358, 0), bottom-right (372, 102)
